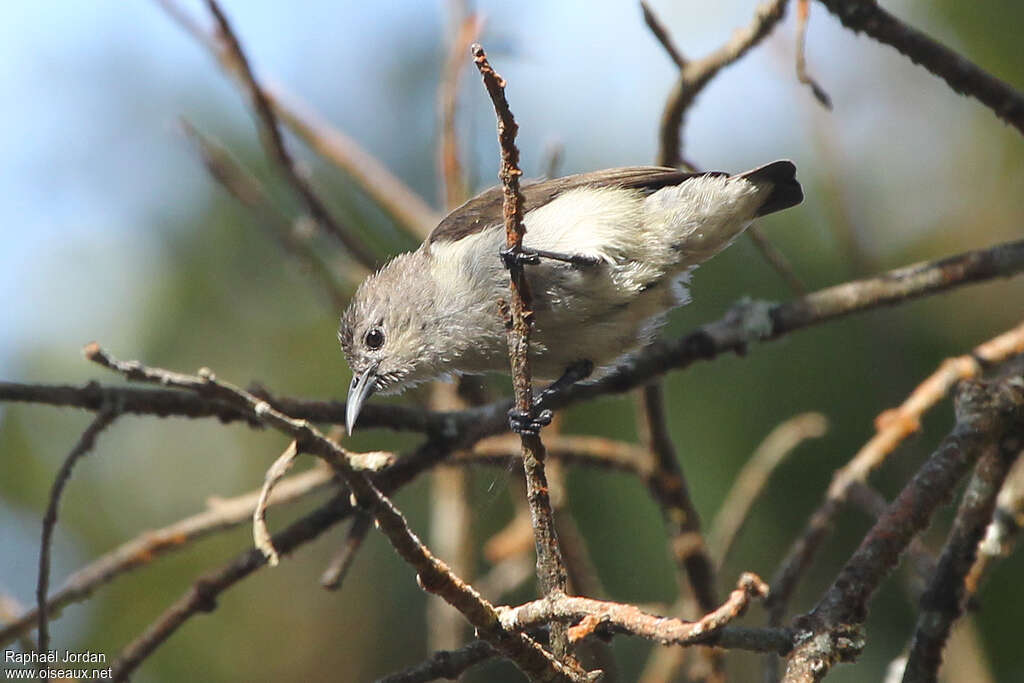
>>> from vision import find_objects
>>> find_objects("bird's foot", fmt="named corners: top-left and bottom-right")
top-left (499, 245), bottom-right (601, 270)
top-left (507, 408), bottom-right (553, 436)
top-left (534, 359), bottom-right (594, 411)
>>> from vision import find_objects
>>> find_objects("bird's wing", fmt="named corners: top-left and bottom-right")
top-left (427, 167), bottom-right (718, 244)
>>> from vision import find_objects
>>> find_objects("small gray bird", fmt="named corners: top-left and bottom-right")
top-left (340, 161), bottom-right (802, 432)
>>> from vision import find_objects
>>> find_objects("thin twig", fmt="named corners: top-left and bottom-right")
top-left (203, 0), bottom-right (378, 267)
top-left (794, 0), bottom-right (832, 108)
top-left (36, 410), bottom-right (118, 657)
top-left (499, 573), bottom-right (772, 649)
top-left (253, 441), bottom-right (300, 566)
top-left (782, 377), bottom-right (1024, 682)
top-left (7, 240), bottom-right (1024, 439)
top-left (320, 513), bottom-right (373, 590)
top-left (816, 0), bottom-right (1024, 136)
top-left (1, 466), bottom-right (333, 648)
top-left (709, 412), bottom-right (828, 568)
top-left (376, 639), bottom-right (498, 683)
top-left (766, 320), bottom-right (1024, 629)
top-left (902, 440), bottom-right (1022, 682)
top-left (473, 42), bottom-right (572, 663)
top-left (640, 1), bottom-right (687, 68)
top-left (656, 0), bottom-right (789, 168)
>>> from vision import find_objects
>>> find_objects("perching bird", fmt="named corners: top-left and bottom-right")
top-left (340, 161), bottom-right (802, 432)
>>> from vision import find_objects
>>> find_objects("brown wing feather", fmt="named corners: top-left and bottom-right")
top-left (427, 167), bottom-right (719, 244)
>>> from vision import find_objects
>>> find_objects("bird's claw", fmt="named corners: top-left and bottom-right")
top-left (507, 408), bottom-right (553, 436)
top-left (499, 245), bottom-right (541, 269)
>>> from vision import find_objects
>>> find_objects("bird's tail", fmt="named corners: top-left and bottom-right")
top-left (742, 160), bottom-right (803, 217)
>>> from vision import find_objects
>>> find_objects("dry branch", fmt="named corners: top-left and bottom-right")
top-left (84, 347), bottom-right (580, 683)
top-left (499, 573), bottom-right (771, 649)
top-left (782, 377), bottom-right (1024, 682)
top-left (36, 410), bottom-right (118, 657)
top-left (473, 42), bottom-right (573, 664)
top-left (816, 0), bottom-right (1024, 136)
top-left (656, 0), bottom-right (789, 168)
top-left (767, 320), bottom-right (1024, 628)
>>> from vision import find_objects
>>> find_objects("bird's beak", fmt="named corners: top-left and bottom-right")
top-left (346, 364), bottom-right (379, 434)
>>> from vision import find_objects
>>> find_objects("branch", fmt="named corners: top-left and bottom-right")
top-left (320, 512), bottom-right (373, 590)
top-left (473, 43), bottom-right (572, 663)
top-left (203, 0), bottom-right (378, 267)
top-left (817, 0), bottom-right (1024, 136)
top-left (902, 444), bottom-right (1021, 681)
top-left (377, 639), bottom-right (498, 683)
top-left (499, 573), bottom-right (773, 649)
top-left (36, 410), bottom-right (118, 657)
top-left (656, 0), bottom-right (789, 167)
top-left (155, 0), bottom-right (439, 239)
top-left (85, 347), bottom-right (581, 683)
top-left (766, 319), bottom-right (1024, 628)
top-left (782, 377), bottom-right (1024, 682)
top-left (795, 0), bottom-right (832, 108)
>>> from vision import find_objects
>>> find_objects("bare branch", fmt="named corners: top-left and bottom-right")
top-left (499, 573), bottom-right (771, 649)
top-left (640, 1), bottom-right (687, 68)
top-left (745, 224), bottom-right (808, 295)
top-left (657, 0), bottom-right (789, 167)
top-left (85, 347), bottom-right (581, 683)
top-left (795, 0), bottom-right (832, 108)
top-left (203, 0), bottom-right (378, 267)
top-left (817, 0), bottom-right (1024, 136)
top-left (320, 513), bottom-right (373, 590)
top-left (253, 441), bottom-right (300, 565)
top-left (473, 42), bottom-right (573, 663)
top-left (782, 377), bottom-right (1024, 682)
top-left (36, 410), bottom-right (119, 657)
top-left (767, 320), bottom-right (1024, 628)
top-left (377, 639), bottom-right (498, 683)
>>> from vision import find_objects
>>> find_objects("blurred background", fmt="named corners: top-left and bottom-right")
top-left (1, 1), bottom-right (1022, 681)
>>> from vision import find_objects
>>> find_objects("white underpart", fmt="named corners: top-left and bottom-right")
top-left (426, 174), bottom-right (767, 379)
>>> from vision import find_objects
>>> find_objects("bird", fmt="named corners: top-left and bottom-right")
top-left (339, 160), bottom-right (802, 433)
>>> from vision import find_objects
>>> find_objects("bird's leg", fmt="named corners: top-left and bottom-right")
top-left (506, 359), bottom-right (594, 435)
top-left (499, 244), bottom-right (602, 269)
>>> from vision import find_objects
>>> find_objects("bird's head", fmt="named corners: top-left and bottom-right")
top-left (338, 251), bottom-right (446, 432)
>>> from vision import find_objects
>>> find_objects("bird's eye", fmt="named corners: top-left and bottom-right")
top-left (365, 328), bottom-right (385, 350)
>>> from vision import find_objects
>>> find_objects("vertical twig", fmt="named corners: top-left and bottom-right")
top-left (37, 410), bottom-right (118, 658)
top-left (472, 43), bottom-right (572, 663)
